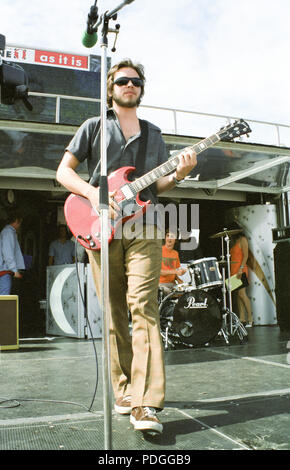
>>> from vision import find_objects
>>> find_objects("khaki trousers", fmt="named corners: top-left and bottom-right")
top-left (87, 224), bottom-right (165, 410)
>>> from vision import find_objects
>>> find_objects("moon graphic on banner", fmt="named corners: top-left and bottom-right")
top-left (49, 267), bottom-right (76, 336)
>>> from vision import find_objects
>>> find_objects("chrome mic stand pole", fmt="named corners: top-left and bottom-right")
top-left (99, 15), bottom-right (112, 451)
top-left (93, 0), bottom-right (136, 451)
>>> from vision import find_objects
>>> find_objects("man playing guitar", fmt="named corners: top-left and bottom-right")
top-left (56, 58), bottom-right (197, 434)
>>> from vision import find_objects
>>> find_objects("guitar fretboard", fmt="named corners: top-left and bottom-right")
top-left (129, 133), bottom-right (220, 194)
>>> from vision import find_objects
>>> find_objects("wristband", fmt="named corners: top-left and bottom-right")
top-left (172, 171), bottom-right (184, 185)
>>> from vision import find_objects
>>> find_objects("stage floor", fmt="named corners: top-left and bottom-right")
top-left (1, 326), bottom-right (290, 451)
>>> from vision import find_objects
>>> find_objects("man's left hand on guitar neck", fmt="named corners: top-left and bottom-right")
top-left (156, 147), bottom-right (197, 194)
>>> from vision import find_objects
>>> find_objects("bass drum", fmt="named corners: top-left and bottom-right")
top-left (173, 289), bottom-right (222, 346)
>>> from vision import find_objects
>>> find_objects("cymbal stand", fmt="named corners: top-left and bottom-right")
top-left (219, 232), bottom-right (248, 343)
top-left (218, 236), bottom-right (230, 344)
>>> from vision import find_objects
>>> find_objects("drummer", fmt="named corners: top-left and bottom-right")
top-left (159, 230), bottom-right (187, 295)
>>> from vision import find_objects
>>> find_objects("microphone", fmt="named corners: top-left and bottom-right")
top-left (82, 3), bottom-right (99, 48)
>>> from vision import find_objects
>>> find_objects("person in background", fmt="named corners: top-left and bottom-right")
top-left (48, 224), bottom-right (75, 266)
top-left (230, 228), bottom-right (253, 327)
top-left (0, 210), bottom-right (25, 295)
top-left (159, 230), bottom-right (187, 295)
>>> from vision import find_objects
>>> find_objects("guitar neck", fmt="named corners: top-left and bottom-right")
top-left (129, 132), bottom-right (221, 193)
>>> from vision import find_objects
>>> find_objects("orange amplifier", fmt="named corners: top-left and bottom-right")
top-left (0, 295), bottom-right (19, 350)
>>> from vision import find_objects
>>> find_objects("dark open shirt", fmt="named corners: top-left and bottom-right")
top-left (65, 108), bottom-right (169, 206)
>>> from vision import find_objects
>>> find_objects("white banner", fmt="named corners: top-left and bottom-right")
top-left (1, 46), bottom-right (89, 71)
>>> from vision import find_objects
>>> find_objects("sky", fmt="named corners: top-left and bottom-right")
top-left (1, 0), bottom-right (290, 144)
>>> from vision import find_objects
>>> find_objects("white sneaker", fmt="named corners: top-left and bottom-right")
top-left (130, 406), bottom-right (163, 434)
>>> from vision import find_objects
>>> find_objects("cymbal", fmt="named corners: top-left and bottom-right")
top-left (210, 228), bottom-right (243, 239)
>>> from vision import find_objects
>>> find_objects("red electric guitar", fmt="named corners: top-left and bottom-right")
top-left (64, 119), bottom-right (251, 250)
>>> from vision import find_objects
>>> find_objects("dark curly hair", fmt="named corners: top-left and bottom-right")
top-left (107, 58), bottom-right (146, 108)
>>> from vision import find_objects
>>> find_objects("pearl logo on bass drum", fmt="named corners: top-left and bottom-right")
top-left (184, 296), bottom-right (208, 309)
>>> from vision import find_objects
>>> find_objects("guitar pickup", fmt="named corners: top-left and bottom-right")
top-left (121, 184), bottom-right (134, 200)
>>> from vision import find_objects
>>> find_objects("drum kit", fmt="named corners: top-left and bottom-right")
top-left (158, 228), bottom-right (248, 350)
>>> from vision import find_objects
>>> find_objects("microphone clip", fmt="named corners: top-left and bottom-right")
top-left (101, 11), bottom-right (120, 52)
top-left (87, 4), bottom-right (99, 34)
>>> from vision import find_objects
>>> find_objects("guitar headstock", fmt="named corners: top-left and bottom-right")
top-left (218, 119), bottom-right (252, 142)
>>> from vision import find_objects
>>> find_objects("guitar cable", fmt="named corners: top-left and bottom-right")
top-left (74, 236), bottom-right (99, 412)
top-left (0, 238), bottom-right (100, 413)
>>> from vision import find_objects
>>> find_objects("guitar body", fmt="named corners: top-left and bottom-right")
top-left (64, 166), bottom-right (150, 251)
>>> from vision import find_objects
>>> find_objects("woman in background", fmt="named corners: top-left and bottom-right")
top-left (230, 228), bottom-right (253, 327)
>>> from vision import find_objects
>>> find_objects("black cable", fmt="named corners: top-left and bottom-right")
top-left (0, 397), bottom-right (93, 412)
top-left (74, 236), bottom-right (99, 411)
top-left (0, 398), bottom-right (20, 409)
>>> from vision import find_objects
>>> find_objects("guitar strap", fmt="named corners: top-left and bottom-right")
top-left (135, 119), bottom-right (148, 177)
top-left (89, 118), bottom-right (148, 185)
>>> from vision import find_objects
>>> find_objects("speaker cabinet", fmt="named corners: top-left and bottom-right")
top-left (274, 242), bottom-right (290, 331)
top-left (0, 295), bottom-right (19, 350)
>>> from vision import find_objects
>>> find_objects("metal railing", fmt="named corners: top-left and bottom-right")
top-left (27, 91), bottom-right (290, 147)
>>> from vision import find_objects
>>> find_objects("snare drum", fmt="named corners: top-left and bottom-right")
top-left (190, 257), bottom-right (222, 290)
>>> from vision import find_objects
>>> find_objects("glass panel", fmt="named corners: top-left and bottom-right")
top-left (0, 96), bottom-right (57, 123)
top-left (165, 139), bottom-right (290, 190)
top-left (0, 129), bottom-right (288, 191)
top-left (59, 99), bottom-right (100, 125)
top-left (0, 130), bottom-right (87, 174)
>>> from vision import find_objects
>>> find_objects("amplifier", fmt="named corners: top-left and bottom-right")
top-left (274, 242), bottom-right (290, 331)
top-left (0, 295), bottom-right (19, 350)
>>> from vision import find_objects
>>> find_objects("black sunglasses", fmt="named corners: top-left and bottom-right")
top-left (113, 77), bottom-right (143, 87)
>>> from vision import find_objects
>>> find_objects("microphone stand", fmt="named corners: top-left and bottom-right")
top-left (92, 0), bottom-right (135, 452)
top-left (99, 15), bottom-right (112, 451)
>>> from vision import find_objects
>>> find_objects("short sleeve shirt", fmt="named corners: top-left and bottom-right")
top-left (49, 239), bottom-right (75, 265)
top-left (65, 109), bottom-right (169, 206)
top-left (159, 245), bottom-right (181, 284)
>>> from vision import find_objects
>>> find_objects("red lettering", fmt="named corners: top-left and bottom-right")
top-left (13, 48), bottom-right (27, 60)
